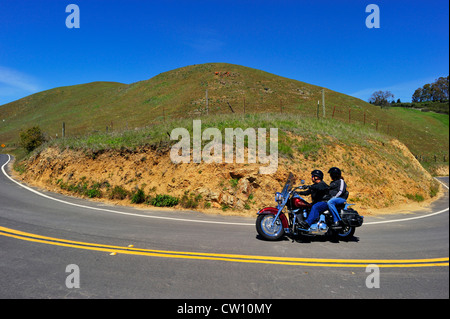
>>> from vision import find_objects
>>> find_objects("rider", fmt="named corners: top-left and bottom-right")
top-left (326, 167), bottom-right (349, 228)
top-left (297, 170), bottom-right (330, 229)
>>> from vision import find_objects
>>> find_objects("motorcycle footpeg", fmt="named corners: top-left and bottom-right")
top-left (294, 223), bottom-right (309, 232)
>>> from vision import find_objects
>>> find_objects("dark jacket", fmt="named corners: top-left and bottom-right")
top-left (329, 178), bottom-right (349, 199)
top-left (299, 181), bottom-right (330, 204)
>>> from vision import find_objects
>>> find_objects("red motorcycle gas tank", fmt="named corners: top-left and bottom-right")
top-left (291, 195), bottom-right (312, 208)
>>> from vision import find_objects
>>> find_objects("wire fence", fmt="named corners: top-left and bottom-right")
top-left (45, 94), bottom-right (448, 164)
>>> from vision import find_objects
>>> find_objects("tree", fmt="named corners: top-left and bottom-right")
top-left (412, 76), bottom-right (449, 102)
top-left (19, 126), bottom-right (46, 153)
top-left (412, 87), bottom-right (423, 102)
top-left (431, 76), bottom-right (449, 101)
top-left (422, 84), bottom-right (432, 101)
top-left (369, 90), bottom-right (395, 108)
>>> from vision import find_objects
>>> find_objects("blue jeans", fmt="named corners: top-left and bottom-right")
top-left (305, 201), bottom-right (329, 225)
top-left (327, 197), bottom-right (346, 222)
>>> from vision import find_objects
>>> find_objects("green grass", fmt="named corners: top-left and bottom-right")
top-left (1, 63), bottom-right (448, 167)
top-left (387, 107), bottom-right (449, 159)
top-left (32, 113), bottom-right (389, 161)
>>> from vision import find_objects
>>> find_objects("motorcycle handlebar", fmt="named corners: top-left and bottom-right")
top-left (291, 185), bottom-right (309, 193)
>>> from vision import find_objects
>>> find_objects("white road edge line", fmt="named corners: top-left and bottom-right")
top-left (362, 178), bottom-right (448, 225)
top-left (1, 154), bottom-right (448, 226)
top-left (1, 154), bottom-right (252, 226)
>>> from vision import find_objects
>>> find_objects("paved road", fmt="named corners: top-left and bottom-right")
top-left (0, 154), bottom-right (448, 299)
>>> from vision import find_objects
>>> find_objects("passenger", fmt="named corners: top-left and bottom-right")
top-left (327, 167), bottom-right (349, 228)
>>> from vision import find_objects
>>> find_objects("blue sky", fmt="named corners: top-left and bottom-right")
top-left (0, 0), bottom-right (448, 105)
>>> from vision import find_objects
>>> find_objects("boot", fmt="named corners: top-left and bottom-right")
top-left (298, 220), bottom-right (310, 230)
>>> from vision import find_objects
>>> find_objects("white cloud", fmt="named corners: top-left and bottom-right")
top-left (0, 66), bottom-right (41, 105)
top-left (0, 66), bottom-right (40, 92)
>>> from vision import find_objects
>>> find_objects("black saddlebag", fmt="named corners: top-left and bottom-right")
top-left (340, 208), bottom-right (364, 227)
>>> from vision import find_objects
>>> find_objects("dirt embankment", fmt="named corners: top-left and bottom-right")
top-left (15, 138), bottom-right (442, 217)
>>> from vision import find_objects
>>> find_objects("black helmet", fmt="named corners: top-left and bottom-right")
top-left (311, 169), bottom-right (324, 180)
top-left (328, 167), bottom-right (342, 180)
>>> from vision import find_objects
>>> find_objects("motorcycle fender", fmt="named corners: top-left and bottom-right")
top-left (257, 207), bottom-right (289, 228)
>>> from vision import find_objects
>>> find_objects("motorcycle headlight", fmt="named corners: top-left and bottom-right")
top-left (275, 192), bottom-right (283, 203)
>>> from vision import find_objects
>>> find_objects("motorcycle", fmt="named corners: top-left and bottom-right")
top-left (256, 173), bottom-right (364, 241)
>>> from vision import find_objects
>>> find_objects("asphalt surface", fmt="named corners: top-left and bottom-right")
top-left (0, 153), bottom-right (448, 299)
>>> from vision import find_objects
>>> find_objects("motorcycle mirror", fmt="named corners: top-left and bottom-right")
top-left (301, 180), bottom-right (305, 184)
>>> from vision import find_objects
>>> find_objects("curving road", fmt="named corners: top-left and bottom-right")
top-left (0, 154), bottom-right (448, 299)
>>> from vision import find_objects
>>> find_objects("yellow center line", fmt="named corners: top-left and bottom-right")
top-left (1, 226), bottom-right (448, 268)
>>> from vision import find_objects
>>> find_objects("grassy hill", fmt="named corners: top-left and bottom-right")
top-left (1, 63), bottom-right (448, 171)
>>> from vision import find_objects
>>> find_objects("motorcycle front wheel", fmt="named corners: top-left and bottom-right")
top-left (256, 214), bottom-right (285, 241)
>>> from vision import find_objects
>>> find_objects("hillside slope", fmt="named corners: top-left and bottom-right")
top-left (1, 63), bottom-right (448, 164)
top-left (2, 63), bottom-right (360, 139)
top-left (14, 115), bottom-right (441, 216)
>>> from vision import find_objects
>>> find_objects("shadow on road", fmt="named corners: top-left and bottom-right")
top-left (255, 234), bottom-right (360, 244)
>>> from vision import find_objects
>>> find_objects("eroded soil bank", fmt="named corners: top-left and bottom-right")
top-left (14, 138), bottom-right (442, 217)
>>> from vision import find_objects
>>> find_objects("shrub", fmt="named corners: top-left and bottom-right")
top-left (405, 193), bottom-right (425, 202)
top-left (85, 183), bottom-right (102, 198)
top-left (151, 194), bottom-right (179, 207)
top-left (19, 126), bottom-right (46, 153)
top-left (109, 186), bottom-right (129, 200)
top-left (180, 192), bottom-right (202, 209)
top-left (86, 187), bottom-right (102, 198)
top-left (131, 188), bottom-right (146, 204)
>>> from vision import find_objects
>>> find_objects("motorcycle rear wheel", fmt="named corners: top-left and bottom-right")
top-left (333, 225), bottom-right (355, 240)
top-left (256, 214), bottom-right (285, 241)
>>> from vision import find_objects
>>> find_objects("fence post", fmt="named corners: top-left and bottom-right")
top-left (332, 106), bottom-right (336, 119)
top-left (62, 122), bottom-right (65, 138)
top-left (205, 89), bottom-right (209, 115)
top-left (317, 100), bottom-right (320, 119)
top-left (322, 89), bottom-right (326, 118)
